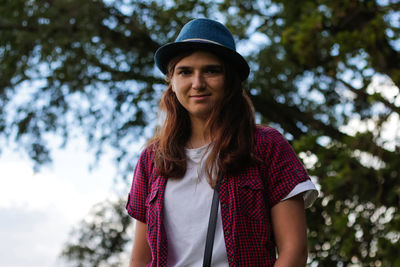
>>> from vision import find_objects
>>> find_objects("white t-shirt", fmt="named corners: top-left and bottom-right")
top-left (163, 145), bottom-right (318, 266)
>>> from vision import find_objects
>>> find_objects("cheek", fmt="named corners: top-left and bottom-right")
top-left (171, 82), bottom-right (176, 93)
top-left (170, 83), bottom-right (185, 103)
top-left (171, 80), bottom-right (187, 97)
top-left (171, 78), bottom-right (182, 94)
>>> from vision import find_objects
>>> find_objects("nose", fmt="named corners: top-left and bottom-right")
top-left (191, 72), bottom-right (205, 90)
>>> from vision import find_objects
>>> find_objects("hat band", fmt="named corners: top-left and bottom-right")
top-left (182, 38), bottom-right (223, 46)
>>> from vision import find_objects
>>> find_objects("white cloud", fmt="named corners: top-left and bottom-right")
top-left (0, 147), bottom-right (118, 267)
top-left (0, 207), bottom-right (63, 267)
top-left (0, 160), bottom-right (108, 222)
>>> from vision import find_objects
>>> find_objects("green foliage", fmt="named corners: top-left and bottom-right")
top-left (60, 198), bottom-right (133, 267)
top-left (1, 0), bottom-right (400, 265)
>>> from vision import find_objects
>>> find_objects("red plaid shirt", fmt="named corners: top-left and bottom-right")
top-left (126, 126), bottom-right (309, 266)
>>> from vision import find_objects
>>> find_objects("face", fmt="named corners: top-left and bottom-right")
top-left (170, 51), bottom-right (225, 122)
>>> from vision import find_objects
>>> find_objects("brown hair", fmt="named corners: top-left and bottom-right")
top-left (149, 50), bottom-right (257, 187)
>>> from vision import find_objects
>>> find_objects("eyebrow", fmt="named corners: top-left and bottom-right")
top-left (175, 64), bottom-right (223, 70)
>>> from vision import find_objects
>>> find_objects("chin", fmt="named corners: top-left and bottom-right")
top-left (189, 110), bottom-right (212, 120)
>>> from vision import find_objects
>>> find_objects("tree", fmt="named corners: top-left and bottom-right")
top-left (60, 198), bottom-right (133, 267)
top-left (1, 0), bottom-right (399, 265)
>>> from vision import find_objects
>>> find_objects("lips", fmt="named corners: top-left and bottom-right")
top-left (190, 94), bottom-right (211, 100)
top-left (190, 94), bottom-right (211, 97)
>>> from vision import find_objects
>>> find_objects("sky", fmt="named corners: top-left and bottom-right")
top-left (0, 137), bottom-right (125, 267)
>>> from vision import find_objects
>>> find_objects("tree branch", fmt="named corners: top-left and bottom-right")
top-left (335, 77), bottom-right (400, 114)
top-left (250, 93), bottom-right (397, 162)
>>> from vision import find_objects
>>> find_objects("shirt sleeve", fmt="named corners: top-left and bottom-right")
top-left (262, 128), bottom-right (311, 207)
top-left (125, 148), bottom-right (152, 223)
top-left (281, 180), bottom-right (319, 208)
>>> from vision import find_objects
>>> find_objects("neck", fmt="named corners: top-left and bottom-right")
top-left (188, 116), bottom-right (210, 148)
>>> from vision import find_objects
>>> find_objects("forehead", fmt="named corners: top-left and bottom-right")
top-left (175, 50), bottom-right (223, 67)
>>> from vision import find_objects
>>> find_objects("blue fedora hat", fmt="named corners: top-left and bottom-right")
top-left (154, 18), bottom-right (250, 81)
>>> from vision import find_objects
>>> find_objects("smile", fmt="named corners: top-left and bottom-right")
top-left (190, 94), bottom-right (211, 101)
top-left (190, 94), bottom-right (211, 98)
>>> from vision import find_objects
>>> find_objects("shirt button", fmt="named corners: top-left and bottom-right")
top-left (220, 178), bottom-right (225, 184)
top-left (228, 257), bottom-right (234, 263)
top-left (224, 230), bottom-right (230, 236)
top-left (222, 203), bottom-right (227, 209)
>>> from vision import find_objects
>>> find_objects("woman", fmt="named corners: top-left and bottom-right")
top-left (126, 18), bottom-right (318, 266)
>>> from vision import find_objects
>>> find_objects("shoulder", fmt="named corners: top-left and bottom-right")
top-left (135, 142), bottom-right (158, 174)
top-left (138, 140), bottom-right (160, 161)
top-left (255, 125), bottom-right (282, 137)
top-left (140, 143), bottom-right (156, 158)
top-left (254, 125), bottom-right (288, 148)
top-left (254, 125), bottom-right (298, 164)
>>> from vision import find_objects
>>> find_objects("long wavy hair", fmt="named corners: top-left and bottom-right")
top-left (149, 50), bottom-right (258, 187)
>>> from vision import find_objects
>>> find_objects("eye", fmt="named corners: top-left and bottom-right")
top-left (176, 68), bottom-right (192, 76)
top-left (179, 70), bottom-right (191, 75)
top-left (205, 67), bottom-right (223, 74)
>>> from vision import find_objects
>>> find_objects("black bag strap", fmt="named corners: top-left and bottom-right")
top-left (203, 175), bottom-right (222, 267)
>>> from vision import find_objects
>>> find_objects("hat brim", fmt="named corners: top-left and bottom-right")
top-left (154, 41), bottom-right (250, 81)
